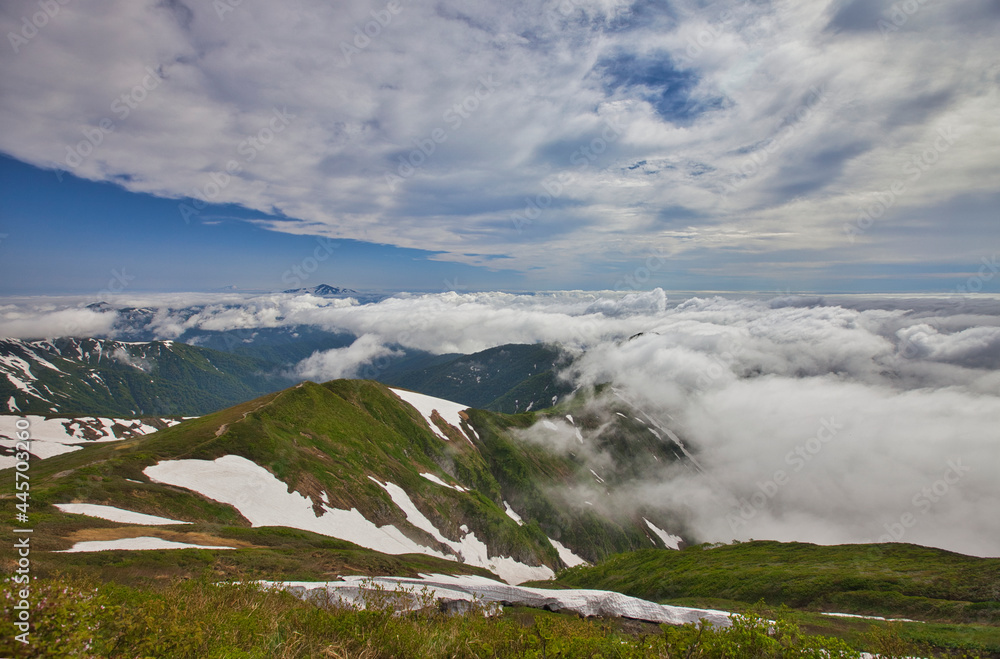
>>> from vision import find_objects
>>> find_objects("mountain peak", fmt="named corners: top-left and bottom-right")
top-left (282, 284), bottom-right (358, 297)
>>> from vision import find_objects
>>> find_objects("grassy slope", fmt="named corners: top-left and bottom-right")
top-left (2, 380), bottom-right (564, 583)
top-left (538, 540), bottom-right (1000, 655)
top-left (4, 378), bottom-right (701, 588)
top-left (467, 406), bottom-right (657, 563)
top-left (546, 541), bottom-right (1000, 623)
top-left (3, 381), bottom-right (998, 656)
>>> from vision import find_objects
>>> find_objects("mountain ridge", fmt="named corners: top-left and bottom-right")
top-left (9, 378), bottom-right (688, 585)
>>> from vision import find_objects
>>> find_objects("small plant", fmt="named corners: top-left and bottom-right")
top-left (860, 622), bottom-right (917, 659)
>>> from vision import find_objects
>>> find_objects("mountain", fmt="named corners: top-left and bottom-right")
top-left (1, 329), bottom-right (579, 419)
top-left (181, 325), bottom-right (357, 363)
top-left (0, 338), bottom-right (294, 416)
top-left (13, 379), bottom-right (687, 585)
top-left (281, 284), bottom-right (359, 296)
top-left (376, 343), bottom-right (575, 413)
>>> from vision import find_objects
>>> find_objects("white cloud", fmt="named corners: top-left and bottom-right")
top-left (0, 306), bottom-right (117, 339)
top-left (290, 334), bottom-right (402, 381)
top-left (0, 0), bottom-right (997, 281)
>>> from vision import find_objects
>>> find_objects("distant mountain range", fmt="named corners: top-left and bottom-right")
top-left (281, 284), bottom-right (359, 296)
top-left (1, 325), bottom-right (577, 418)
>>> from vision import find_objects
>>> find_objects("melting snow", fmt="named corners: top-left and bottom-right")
top-left (144, 455), bottom-right (445, 559)
top-left (503, 501), bottom-right (524, 526)
top-left (420, 472), bottom-right (466, 491)
top-left (389, 388), bottom-right (473, 444)
top-left (370, 477), bottom-right (554, 584)
top-left (57, 537), bottom-right (234, 552)
top-left (589, 469), bottom-right (605, 484)
top-left (0, 415), bottom-right (180, 469)
top-left (55, 503), bottom-right (190, 526)
top-left (822, 612), bottom-right (922, 623)
top-left (548, 537), bottom-right (588, 567)
top-left (4, 372), bottom-right (35, 396)
top-left (268, 574), bottom-right (733, 627)
top-left (643, 518), bottom-right (682, 550)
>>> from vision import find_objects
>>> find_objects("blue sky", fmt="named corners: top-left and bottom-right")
top-left (1, 0), bottom-right (997, 295)
top-left (0, 155), bottom-right (526, 294)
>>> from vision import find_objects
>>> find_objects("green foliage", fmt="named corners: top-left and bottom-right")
top-left (0, 575), bottom-right (908, 659)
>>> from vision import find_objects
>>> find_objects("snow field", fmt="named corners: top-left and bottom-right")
top-left (266, 574), bottom-right (734, 627)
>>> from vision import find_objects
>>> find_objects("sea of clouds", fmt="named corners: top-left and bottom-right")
top-left (2, 289), bottom-right (998, 557)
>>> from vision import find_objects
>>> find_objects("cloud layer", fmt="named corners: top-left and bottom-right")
top-left (1, 0), bottom-right (998, 284)
top-left (2, 289), bottom-right (998, 556)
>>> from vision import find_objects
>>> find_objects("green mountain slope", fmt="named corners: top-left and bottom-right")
top-left (377, 343), bottom-right (574, 413)
top-left (0, 338), bottom-right (293, 416)
top-left (8, 379), bottom-right (685, 586)
top-left (545, 540), bottom-right (1000, 625)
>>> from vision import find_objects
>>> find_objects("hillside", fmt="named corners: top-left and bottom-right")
top-left (545, 541), bottom-right (1000, 625)
top-left (377, 343), bottom-right (575, 413)
top-left (5, 379), bottom-right (686, 586)
top-left (0, 337), bottom-right (294, 416)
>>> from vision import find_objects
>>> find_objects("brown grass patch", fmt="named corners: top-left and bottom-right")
top-left (63, 526), bottom-right (255, 549)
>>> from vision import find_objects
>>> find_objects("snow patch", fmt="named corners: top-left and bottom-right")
top-left (55, 503), bottom-right (190, 526)
top-left (503, 501), bottom-right (524, 526)
top-left (57, 537), bottom-right (234, 553)
top-left (420, 472), bottom-right (466, 491)
top-left (370, 477), bottom-right (553, 584)
top-left (822, 612), bottom-right (922, 623)
top-left (548, 537), bottom-right (588, 567)
top-left (144, 455), bottom-right (446, 559)
top-left (389, 388), bottom-right (473, 444)
top-left (0, 415), bottom-right (179, 469)
top-left (643, 518), bottom-right (682, 550)
top-left (268, 574), bottom-right (733, 627)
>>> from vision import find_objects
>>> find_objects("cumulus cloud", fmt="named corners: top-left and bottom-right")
top-left (290, 334), bottom-right (402, 381)
top-left (0, 0), bottom-right (997, 282)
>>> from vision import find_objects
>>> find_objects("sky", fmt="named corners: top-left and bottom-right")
top-left (0, 0), bottom-right (998, 294)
